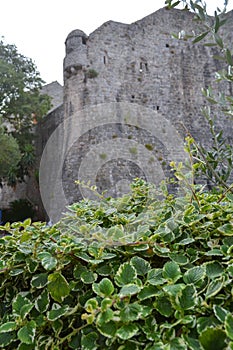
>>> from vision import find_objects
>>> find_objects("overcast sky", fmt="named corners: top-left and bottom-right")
top-left (1, 0), bottom-right (232, 85)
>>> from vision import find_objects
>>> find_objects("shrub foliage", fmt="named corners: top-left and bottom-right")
top-left (0, 180), bottom-right (233, 349)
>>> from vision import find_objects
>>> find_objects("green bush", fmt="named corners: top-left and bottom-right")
top-left (2, 199), bottom-right (35, 223)
top-left (0, 180), bottom-right (233, 349)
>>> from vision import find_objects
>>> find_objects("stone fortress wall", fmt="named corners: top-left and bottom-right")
top-left (57, 7), bottom-right (232, 209)
top-left (40, 7), bottom-right (233, 221)
top-left (2, 7), bottom-right (232, 221)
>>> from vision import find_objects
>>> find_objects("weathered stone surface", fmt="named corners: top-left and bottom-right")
top-left (40, 7), bottom-right (233, 221)
top-left (40, 81), bottom-right (63, 113)
top-left (2, 7), bottom-right (233, 222)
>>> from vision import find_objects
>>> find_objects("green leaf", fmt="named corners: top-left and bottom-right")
top-left (214, 13), bottom-right (220, 33)
top-left (142, 315), bottom-right (159, 342)
top-left (69, 333), bottom-right (81, 349)
top-left (213, 304), bottom-right (228, 323)
top-left (227, 264), bottom-right (233, 277)
top-left (22, 218), bottom-right (32, 227)
top-left (130, 256), bottom-right (150, 275)
top-left (97, 321), bottom-right (117, 338)
top-left (12, 294), bottom-right (30, 316)
top-left (133, 243), bottom-right (150, 251)
top-left (197, 316), bottom-right (219, 334)
top-left (93, 278), bottom-right (114, 297)
top-left (81, 332), bottom-right (98, 350)
top-left (0, 331), bottom-right (16, 347)
top-left (47, 272), bottom-right (70, 302)
top-left (225, 313), bottom-right (233, 340)
top-left (19, 232), bottom-right (32, 246)
top-left (34, 315), bottom-right (46, 328)
top-left (163, 284), bottom-right (185, 297)
top-left (157, 225), bottom-right (175, 243)
top-left (96, 309), bottom-right (114, 325)
top-left (73, 263), bottom-right (88, 279)
top-left (116, 324), bottom-right (139, 340)
top-left (12, 295), bottom-right (25, 315)
top-left (47, 304), bottom-right (69, 321)
top-left (205, 261), bottom-right (224, 279)
top-left (193, 31), bottom-right (209, 43)
top-left (106, 226), bottom-right (125, 241)
top-left (17, 321), bottom-right (36, 345)
top-left (119, 284), bottom-right (141, 297)
top-left (51, 319), bottom-right (63, 336)
top-left (226, 49), bottom-right (233, 66)
top-left (138, 285), bottom-right (159, 300)
top-left (115, 263), bottom-right (137, 286)
top-left (35, 289), bottom-right (50, 313)
top-left (206, 277), bottom-right (224, 299)
top-left (169, 337), bottom-right (187, 349)
top-left (163, 261), bottom-right (181, 282)
top-left (169, 253), bottom-right (189, 265)
top-left (84, 298), bottom-right (99, 313)
top-left (199, 327), bottom-right (226, 350)
top-left (20, 303), bottom-right (34, 319)
top-left (166, 217), bottom-right (179, 232)
top-left (205, 249), bottom-right (222, 256)
top-left (81, 271), bottom-right (97, 284)
top-left (218, 223), bottom-right (233, 236)
top-left (17, 343), bottom-right (35, 350)
top-left (37, 252), bottom-right (57, 271)
top-left (119, 303), bottom-right (142, 322)
top-left (166, 0), bottom-right (180, 10)
top-left (214, 33), bottom-right (224, 49)
top-left (31, 273), bottom-right (48, 288)
top-left (9, 268), bottom-right (24, 276)
top-left (176, 284), bottom-right (197, 310)
top-left (184, 336), bottom-right (202, 350)
top-left (75, 251), bottom-right (103, 264)
top-left (147, 268), bottom-right (166, 286)
top-left (101, 298), bottom-right (112, 312)
top-left (0, 322), bottom-right (17, 333)
top-left (154, 295), bottom-right (173, 317)
top-left (153, 245), bottom-right (170, 256)
top-left (26, 258), bottom-right (39, 273)
top-left (183, 266), bottom-right (206, 284)
top-left (96, 264), bottom-right (112, 276)
top-left (178, 237), bottom-right (195, 245)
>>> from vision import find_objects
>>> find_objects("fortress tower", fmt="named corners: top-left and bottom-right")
top-left (33, 7), bottom-right (233, 221)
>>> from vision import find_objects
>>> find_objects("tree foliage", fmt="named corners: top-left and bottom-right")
top-left (0, 126), bottom-right (21, 178)
top-left (0, 38), bottom-right (51, 184)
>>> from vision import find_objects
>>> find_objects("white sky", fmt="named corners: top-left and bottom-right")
top-left (1, 0), bottom-right (232, 85)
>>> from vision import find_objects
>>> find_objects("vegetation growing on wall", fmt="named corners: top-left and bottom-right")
top-left (86, 69), bottom-right (98, 79)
